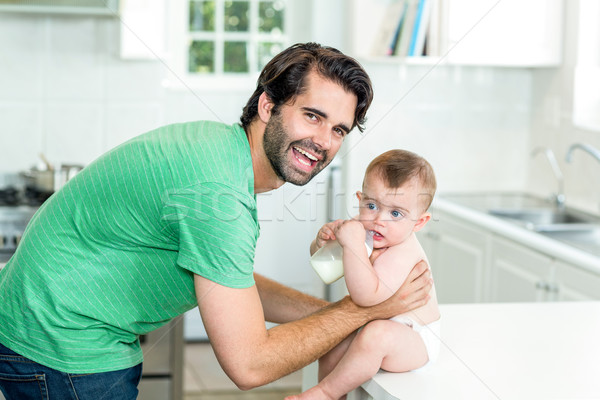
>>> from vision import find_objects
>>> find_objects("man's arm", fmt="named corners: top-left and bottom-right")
top-left (195, 260), bottom-right (431, 390)
top-left (254, 273), bottom-right (329, 323)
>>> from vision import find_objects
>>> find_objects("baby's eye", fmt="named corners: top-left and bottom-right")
top-left (367, 203), bottom-right (377, 210)
top-left (391, 210), bottom-right (403, 218)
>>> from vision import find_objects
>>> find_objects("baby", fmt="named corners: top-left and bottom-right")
top-left (288, 149), bottom-right (440, 400)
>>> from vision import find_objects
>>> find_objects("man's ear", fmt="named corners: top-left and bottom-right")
top-left (412, 212), bottom-right (431, 233)
top-left (257, 92), bottom-right (274, 123)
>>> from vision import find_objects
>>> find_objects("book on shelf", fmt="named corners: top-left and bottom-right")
top-left (371, 0), bottom-right (439, 58)
top-left (395, 0), bottom-right (419, 57)
top-left (370, 0), bottom-right (409, 57)
top-left (408, 0), bottom-right (433, 57)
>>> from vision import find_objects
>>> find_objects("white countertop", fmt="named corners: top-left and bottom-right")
top-left (358, 302), bottom-right (600, 400)
top-left (433, 197), bottom-right (600, 274)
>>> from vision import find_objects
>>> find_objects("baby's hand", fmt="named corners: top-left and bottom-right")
top-left (335, 220), bottom-right (365, 248)
top-left (315, 219), bottom-right (345, 249)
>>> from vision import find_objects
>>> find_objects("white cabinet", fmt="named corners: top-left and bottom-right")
top-left (554, 260), bottom-right (600, 301)
top-left (350, 0), bottom-right (563, 66)
top-left (488, 236), bottom-right (554, 302)
top-left (421, 206), bottom-right (600, 304)
top-left (419, 211), bottom-right (489, 303)
top-left (445, 0), bottom-right (563, 66)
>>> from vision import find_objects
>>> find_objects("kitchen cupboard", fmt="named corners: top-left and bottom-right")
top-left (350, 0), bottom-right (563, 66)
top-left (420, 206), bottom-right (600, 303)
top-left (488, 236), bottom-right (554, 302)
top-left (554, 260), bottom-right (600, 301)
top-left (419, 212), bottom-right (489, 303)
top-left (0, 0), bottom-right (119, 15)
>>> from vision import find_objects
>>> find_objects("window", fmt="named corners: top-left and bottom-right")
top-left (181, 0), bottom-right (287, 79)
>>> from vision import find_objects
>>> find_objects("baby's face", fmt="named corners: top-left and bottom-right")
top-left (357, 174), bottom-right (427, 249)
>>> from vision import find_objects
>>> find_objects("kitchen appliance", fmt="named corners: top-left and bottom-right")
top-left (0, 173), bottom-right (39, 265)
top-left (139, 317), bottom-right (184, 400)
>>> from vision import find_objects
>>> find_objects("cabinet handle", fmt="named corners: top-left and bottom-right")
top-left (546, 283), bottom-right (559, 293)
top-left (426, 232), bottom-right (440, 241)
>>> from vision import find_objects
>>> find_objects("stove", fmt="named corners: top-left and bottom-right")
top-left (0, 173), bottom-right (44, 264)
top-left (0, 206), bottom-right (37, 264)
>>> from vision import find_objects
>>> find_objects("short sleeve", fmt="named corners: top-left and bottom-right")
top-left (162, 182), bottom-right (258, 288)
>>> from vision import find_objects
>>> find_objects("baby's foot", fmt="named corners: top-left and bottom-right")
top-left (284, 385), bottom-right (336, 400)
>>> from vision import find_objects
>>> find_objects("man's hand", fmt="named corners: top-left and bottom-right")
top-left (364, 260), bottom-right (432, 319)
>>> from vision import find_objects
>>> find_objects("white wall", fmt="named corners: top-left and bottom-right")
top-left (339, 62), bottom-right (533, 217)
top-left (528, 0), bottom-right (600, 215)
top-left (0, 13), bottom-right (250, 173)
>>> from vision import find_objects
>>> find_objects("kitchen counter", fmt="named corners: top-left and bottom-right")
top-left (432, 194), bottom-right (600, 274)
top-left (353, 302), bottom-right (600, 400)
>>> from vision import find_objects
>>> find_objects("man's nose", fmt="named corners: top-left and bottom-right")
top-left (312, 126), bottom-right (332, 150)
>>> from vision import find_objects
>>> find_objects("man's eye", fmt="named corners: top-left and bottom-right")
top-left (333, 127), bottom-right (345, 137)
top-left (306, 113), bottom-right (318, 121)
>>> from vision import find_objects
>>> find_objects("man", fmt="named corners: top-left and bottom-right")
top-left (0, 43), bottom-right (431, 399)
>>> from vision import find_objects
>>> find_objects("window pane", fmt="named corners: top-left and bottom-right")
top-left (224, 1), bottom-right (249, 32)
top-left (257, 42), bottom-right (284, 71)
top-left (189, 41), bottom-right (214, 73)
top-left (189, 0), bottom-right (215, 31)
top-left (224, 41), bottom-right (248, 73)
top-left (258, 1), bottom-right (284, 34)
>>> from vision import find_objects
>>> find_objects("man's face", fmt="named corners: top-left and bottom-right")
top-left (263, 71), bottom-right (358, 186)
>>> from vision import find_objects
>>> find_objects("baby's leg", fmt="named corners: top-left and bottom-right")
top-left (318, 331), bottom-right (356, 381)
top-left (287, 320), bottom-right (428, 400)
top-left (322, 320), bottom-right (427, 397)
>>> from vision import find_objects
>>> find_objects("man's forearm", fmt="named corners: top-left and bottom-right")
top-left (254, 272), bottom-right (329, 323)
top-left (245, 296), bottom-right (371, 385)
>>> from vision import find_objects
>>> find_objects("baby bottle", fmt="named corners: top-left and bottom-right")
top-left (310, 230), bottom-right (374, 284)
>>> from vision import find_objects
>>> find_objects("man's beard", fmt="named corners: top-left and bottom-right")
top-left (263, 111), bottom-right (332, 186)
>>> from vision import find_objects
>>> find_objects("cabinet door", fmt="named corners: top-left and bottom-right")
top-left (554, 261), bottom-right (600, 301)
top-left (446, 0), bottom-right (563, 66)
top-left (424, 213), bottom-right (489, 304)
top-left (489, 237), bottom-right (553, 302)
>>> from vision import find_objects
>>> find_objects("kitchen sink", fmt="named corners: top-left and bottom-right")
top-left (488, 208), bottom-right (589, 227)
top-left (537, 225), bottom-right (600, 256)
top-left (438, 192), bottom-right (600, 257)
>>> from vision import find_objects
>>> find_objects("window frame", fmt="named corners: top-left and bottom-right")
top-left (166, 0), bottom-right (291, 91)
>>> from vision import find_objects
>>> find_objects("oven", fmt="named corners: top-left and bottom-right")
top-left (138, 317), bottom-right (184, 400)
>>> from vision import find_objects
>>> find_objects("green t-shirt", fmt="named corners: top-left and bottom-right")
top-left (0, 121), bottom-right (258, 373)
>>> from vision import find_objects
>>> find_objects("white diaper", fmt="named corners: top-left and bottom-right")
top-left (390, 316), bottom-right (441, 371)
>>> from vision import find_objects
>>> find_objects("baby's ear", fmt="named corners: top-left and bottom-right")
top-left (355, 191), bottom-right (362, 201)
top-left (413, 212), bottom-right (431, 232)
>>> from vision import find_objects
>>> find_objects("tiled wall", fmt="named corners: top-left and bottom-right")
top-left (528, 1), bottom-right (600, 215)
top-left (0, 13), bottom-right (247, 173)
top-left (340, 61), bottom-right (533, 216)
top-left (4, 9), bottom-right (596, 218)
top-left (1, 11), bottom-right (533, 184)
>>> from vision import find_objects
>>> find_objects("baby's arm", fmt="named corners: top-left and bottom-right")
top-left (338, 224), bottom-right (420, 307)
top-left (335, 221), bottom-right (394, 306)
top-left (310, 219), bottom-right (345, 256)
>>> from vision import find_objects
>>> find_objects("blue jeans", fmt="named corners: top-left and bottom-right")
top-left (0, 343), bottom-right (142, 400)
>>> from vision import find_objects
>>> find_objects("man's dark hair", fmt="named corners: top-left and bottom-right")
top-left (240, 42), bottom-right (373, 133)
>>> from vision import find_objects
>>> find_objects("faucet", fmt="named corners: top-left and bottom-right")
top-left (531, 147), bottom-right (565, 209)
top-left (566, 143), bottom-right (600, 164)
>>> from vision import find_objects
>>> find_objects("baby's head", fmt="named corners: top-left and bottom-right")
top-left (357, 150), bottom-right (436, 247)
top-left (363, 149), bottom-right (436, 213)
